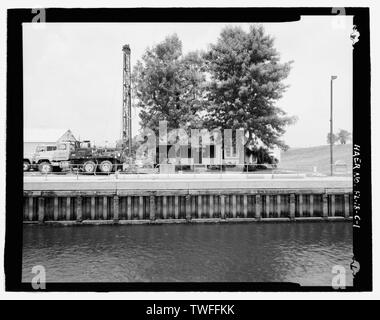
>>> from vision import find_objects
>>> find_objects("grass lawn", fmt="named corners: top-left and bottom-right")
top-left (279, 144), bottom-right (352, 176)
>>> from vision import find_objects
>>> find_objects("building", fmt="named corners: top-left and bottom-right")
top-left (57, 129), bottom-right (77, 144)
top-left (24, 129), bottom-right (77, 156)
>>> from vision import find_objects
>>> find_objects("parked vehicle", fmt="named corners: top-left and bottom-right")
top-left (23, 141), bottom-right (123, 173)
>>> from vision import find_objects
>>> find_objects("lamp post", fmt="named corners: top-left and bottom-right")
top-left (330, 75), bottom-right (338, 176)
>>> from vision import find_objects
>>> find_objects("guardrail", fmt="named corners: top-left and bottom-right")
top-left (25, 163), bottom-right (276, 176)
top-left (24, 162), bottom-right (351, 180)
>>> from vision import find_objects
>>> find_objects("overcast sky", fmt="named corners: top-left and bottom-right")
top-left (23, 17), bottom-right (353, 148)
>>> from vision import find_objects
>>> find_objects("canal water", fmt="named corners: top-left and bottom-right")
top-left (22, 222), bottom-right (353, 286)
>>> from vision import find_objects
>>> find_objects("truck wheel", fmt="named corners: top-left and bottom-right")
top-left (23, 161), bottom-right (31, 172)
top-left (83, 161), bottom-right (96, 173)
top-left (99, 160), bottom-right (113, 173)
top-left (38, 162), bottom-right (53, 173)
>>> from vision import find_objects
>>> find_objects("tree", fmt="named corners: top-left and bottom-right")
top-left (337, 129), bottom-right (351, 144)
top-left (203, 25), bottom-right (296, 150)
top-left (132, 34), bottom-right (206, 136)
top-left (327, 132), bottom-right (339, 145)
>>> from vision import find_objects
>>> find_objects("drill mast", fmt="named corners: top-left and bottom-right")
top-left (122, 44), bottom-right (132, 157)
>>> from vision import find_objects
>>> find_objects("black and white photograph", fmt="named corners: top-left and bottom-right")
top-left (2, 5), bottom-right (374, 299)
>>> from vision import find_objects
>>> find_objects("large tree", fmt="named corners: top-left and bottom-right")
top-left (337, 129), bottom-right (351, 144)
top-left (327, 132), bottom-right (339, 145)
top-left (203, 25), bottom-right (296, 150)
top-left (132, 34), bottom-right (206, 135)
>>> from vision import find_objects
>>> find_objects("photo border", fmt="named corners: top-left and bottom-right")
top-left (5, 7), bottom-right (372, 292)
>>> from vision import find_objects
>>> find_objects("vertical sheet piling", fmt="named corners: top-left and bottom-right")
top-left (243, 195), bottom-right (248, 218)
top-left (322, 194), bottom-right (328, 219)
top-left (209, 195), bottom-right (214, 218)
top-left (344, 194), bottom-right (350, 218)
top-left (103, 196), bottom-right (107, 220)
top-left (150, 196), bottom-right (156, 221)
top-left (289, 194), bottom-right (295, 220)
top-left (113, 195), bottom-right (119, 223)
top-left (299, 194), bottom-right (303, 217)
top-left (310, 195), bottom-right (314, 217)
top-left (220, 195), bottom-right (226, 220)
top-left (53, 197), bottom-right (59, 221)
top-left (276, 195), bottom-right (281, 218)
top-left (232, 195), bottom-right (237, 218)
top-left (76, 196), bottom-right (82, 222)
top-left (174, 196), bottom-right (179, 219)
top-left (91, 197), bottom-right (96, 220)
top-left (185, 195), bottom-right (191, 221)
top-left (127, 196), bottom-right (132, 220)
top-left (331, 194), bottom-right (336, 217)
top-left (28, 197), bottom-right (34, 221)
top-left (24, 189), bottom-right (352, 224)
top-left (265, 195), bottom-right (270, 218)
top-left (38, 197), bottom-right (45, 223)
top-left (139, 196), bottom-right (144, 219)
top-left (66, 197), bottom-right (71, 221)
top-left (255, 195), bottom-right (261, 220)
top-left (197, 195), bottom-right (202, 218)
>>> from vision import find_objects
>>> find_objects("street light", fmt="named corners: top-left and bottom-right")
top-left (330, 75), bottom-right (338, 176)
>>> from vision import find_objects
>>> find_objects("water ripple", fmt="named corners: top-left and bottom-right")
top-left (22, 222), bottom-right (353, 285)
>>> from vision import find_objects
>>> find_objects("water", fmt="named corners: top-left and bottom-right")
top-left (22, 222), bottom-right (353, 286)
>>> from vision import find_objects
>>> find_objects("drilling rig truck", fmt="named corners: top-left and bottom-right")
top-left (23, 140), bottom-right (124, 173)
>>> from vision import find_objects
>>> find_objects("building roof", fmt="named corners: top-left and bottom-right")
top-left (57, 129), bottom-right (77, 143)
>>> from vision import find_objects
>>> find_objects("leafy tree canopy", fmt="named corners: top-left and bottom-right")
top-left (132, 34), bottom-right (206, 136)
top-left (327, 132), bottom-right (339, 145)
top-left (133, 26), bottom-right (295, 150)
top-left (337, 129), bottom-right (351, 144)
top-left (203, 25), bottom-right (296, 150)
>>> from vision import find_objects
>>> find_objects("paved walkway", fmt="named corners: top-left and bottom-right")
top-left (24, 174), bottom-right (352, 191)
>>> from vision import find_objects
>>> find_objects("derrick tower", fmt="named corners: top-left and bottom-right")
top-left (122, 44), bottom-right (132, 156)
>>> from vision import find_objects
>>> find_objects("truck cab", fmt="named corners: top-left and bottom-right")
top-left (33, 143), bottom-right (72, 162)
top-left (23, 144), bottom-right (57, 172)
top-left (31, 142), bottom-right (73, 173)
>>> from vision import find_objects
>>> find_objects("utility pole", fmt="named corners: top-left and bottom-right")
top-left (330, 75), bottom-right (337, 176)
top-left (122, 44), bottom-right (132, 157)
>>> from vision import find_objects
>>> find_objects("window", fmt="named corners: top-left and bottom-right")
top-left (80, 142), bottom-right (90, 148)
top-left (47, 146), bottom-right (57, 151)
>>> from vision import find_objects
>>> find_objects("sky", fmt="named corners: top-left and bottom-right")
top-left (23, 17), bottom-right (353, 148)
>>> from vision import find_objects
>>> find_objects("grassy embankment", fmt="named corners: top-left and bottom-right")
top-left (279, 144), bottom-right (352, 176)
